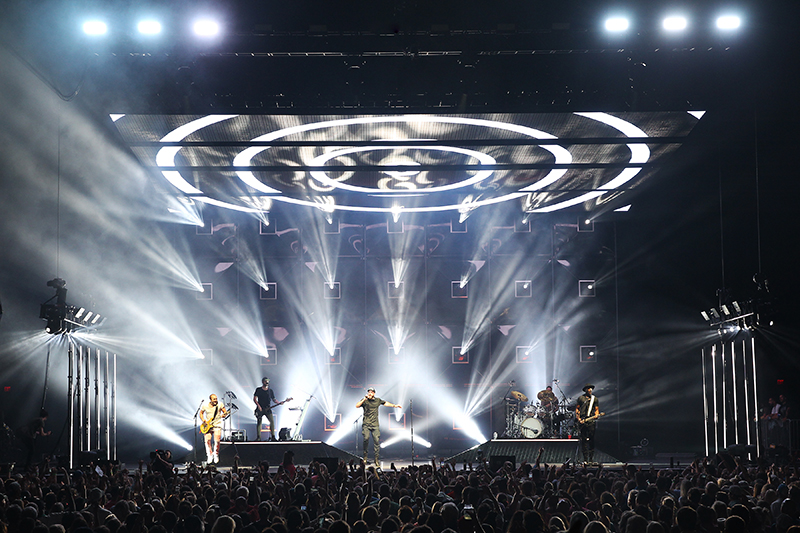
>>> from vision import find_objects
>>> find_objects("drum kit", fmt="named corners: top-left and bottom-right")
top-left (503, 382), bottom-right (579, 439)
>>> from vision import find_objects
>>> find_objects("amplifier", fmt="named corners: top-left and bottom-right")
top-left (230, 429), bottom-right (247, 442)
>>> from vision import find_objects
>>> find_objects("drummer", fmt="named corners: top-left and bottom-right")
top-left (537, 386), bottom-right (558, 414)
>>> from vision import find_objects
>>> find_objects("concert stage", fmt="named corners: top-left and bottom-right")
top-left (217, 441), bottom-right (361, 467)
top-left (446, 439), bottom-right (620, 466)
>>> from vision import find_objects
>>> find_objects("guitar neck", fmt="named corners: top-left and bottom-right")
top-left (582, 412), bottom-right (605, 423)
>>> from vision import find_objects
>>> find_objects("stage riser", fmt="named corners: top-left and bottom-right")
top-left (217, 441), bottom-right (360, 467)
top-left (446, 439), bottom-right (619, 466)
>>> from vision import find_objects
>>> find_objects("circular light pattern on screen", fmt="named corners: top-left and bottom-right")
top-left (153, 113), bottom-right (650, 214)
top-left (308, 145), bottom-right (497, 193)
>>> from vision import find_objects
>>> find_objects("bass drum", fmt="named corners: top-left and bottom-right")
top-left (520, 416), bottom-right (544, 439)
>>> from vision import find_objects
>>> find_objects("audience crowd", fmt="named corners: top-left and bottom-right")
top-left (2, 449), bottom-right (799, 533)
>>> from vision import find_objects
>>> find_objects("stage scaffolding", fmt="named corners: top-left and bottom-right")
top-left (67, 338), bottom-right (117, 467)
top-left (702, 332), bottom-right (759, 458)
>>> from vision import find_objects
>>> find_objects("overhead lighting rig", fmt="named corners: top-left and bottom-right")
top-left (701, 292), bottom-right (774, 331)
top-left (39, 279), bottom-right (104, 334)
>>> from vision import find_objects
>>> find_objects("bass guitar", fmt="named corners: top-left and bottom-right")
top-left (577, 412), bottom-right (605, 425)
top-left (254, 397), bottom-right (293, 417)
top-left (200, 408), bottom-right (229, 434)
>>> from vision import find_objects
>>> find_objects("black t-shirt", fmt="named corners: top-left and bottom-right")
top-left (254, 387), bottom-right (276, 412)
top-left (18, 417), bottom-right (45, 440)
top-left (576, 394), bottom-right (599, 424)
top-left (361, 397), bottom-right (385, 427)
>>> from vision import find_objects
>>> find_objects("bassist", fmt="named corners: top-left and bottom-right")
top-left (253, 377), bottom-right (277, 441)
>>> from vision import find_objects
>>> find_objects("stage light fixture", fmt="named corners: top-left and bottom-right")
top-left (515, 280), bottom-right (532, 298)
top-left (578, 217), bottom-right (594, 232)
top-left (721, 305), bottom-right (731, 316)
top-left (193, 19), bottom-right (220, 37)
top-left (451, 281), bottom-right (468, 298)
top-left (197, 283), bottom-right (213, 300)
top-left (732, 301), bottom-right (742, 313)
top-left (580, 345), bottom-right (597, 363)
top-left (259, 282), bottom-right (278, 300)
top-left (137, 20), bottom-right (162, 35)
top-left (82, 20), bottom-right (108, 35)
top-left (388, 281), bottom-right (404, 299)
top-left (716, 15), bottom-right (741, 30)
top-left (45, 317), bottom-right (64, 334)
top-left (514, 217), bottom-right (530, 233)
top-left (323, 212), bottom-right (340, 234)
top-left (515, 346), bottom-right (533, 363)
top-left (578, 280), bottom-right (596, 297)
top-left (709, 308), bottom-right (721, 321)
top-left (604, 17), bottom-right (630, 32)
top-left (323, 281), bottom-right (341, 299)
top-left (663, 16), bottom-right (688, 31)
top-left (40, 278), bottom-right (69, 334)
top-left (701, 310), bottom-right (710, 322)
top-left (451, 216), bottom-right (467, 233)
top-left (387, 214), bottom-right (403, 233)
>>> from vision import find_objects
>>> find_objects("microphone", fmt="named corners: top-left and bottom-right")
top-left (553, 379), bottom-right (559, 383)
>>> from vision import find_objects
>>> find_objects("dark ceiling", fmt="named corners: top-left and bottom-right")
top-left (2, 0), bottom-right (798, 115)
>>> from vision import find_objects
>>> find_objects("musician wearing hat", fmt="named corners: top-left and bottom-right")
top-left (356, 387), bottom-right (402, 467)
top-left (576, 384), bottom-right (601, 465)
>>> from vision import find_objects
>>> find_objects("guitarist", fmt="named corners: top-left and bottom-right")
top-left (253, 377), bottom-right (276, 441)
top-left (576, 384), bottom-right (600, 465)
top-left (200, 394), bottom-right (227, 464)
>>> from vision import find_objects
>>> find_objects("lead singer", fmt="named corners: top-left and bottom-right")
top-left (356, 387), bottom-right (401, 467)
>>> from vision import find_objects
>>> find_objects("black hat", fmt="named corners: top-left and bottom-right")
top-left (582, 384), bottom-right (595, 392)
top-left (367, 387), bottom-right (375, 392)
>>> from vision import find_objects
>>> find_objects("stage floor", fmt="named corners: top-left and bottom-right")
top-left (176, 438), bottom-right (696, 471)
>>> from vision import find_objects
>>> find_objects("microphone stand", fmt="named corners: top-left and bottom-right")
top-left (353, 413), bottom-right (362, 457)
top-left (409, 399), bottom-right (414, 467)
top-left (193, 399), bottom-right (204, 463)
top-left (552, 381), bottom-right (569, 438)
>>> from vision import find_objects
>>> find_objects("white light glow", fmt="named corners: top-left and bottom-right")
top-left (380, 431), bottom-right (432, 448)
top-left (604, 17), bottom-right (630, 32)
top-left (137, 20), bottom-right (162, 35)
top-left (193, 19), bottom-right (220, 37)
top-left (716, 15), bottom-right (741, 30)
top-left (82, 20), bottom-right (108, 35)
top-left (663, 16), bottom-right (688, 31)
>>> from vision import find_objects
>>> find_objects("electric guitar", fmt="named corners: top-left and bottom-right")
top-left (254, 397), bottom-right (293, 417)
top-left (200, 407), bottom-right (229, 434)
top-left (577, 412), bottom-right (605, 425)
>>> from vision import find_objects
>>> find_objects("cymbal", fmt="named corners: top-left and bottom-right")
top-left (510, 390), bottom-right (528, 402)
top-left (538, 390), bottom-right (557, 400)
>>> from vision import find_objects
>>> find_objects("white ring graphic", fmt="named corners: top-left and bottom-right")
top-left (232, 115), bottom-right (571, 195)
top-left (147, 113), bottom-right (672, 214)
top-left (308, 145), bottom-right (497, 193)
